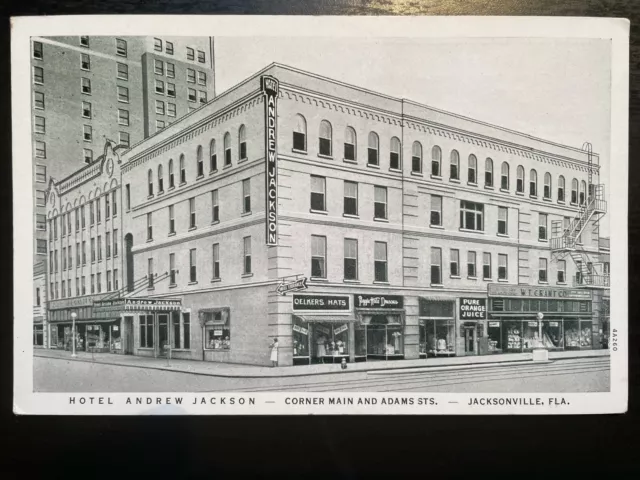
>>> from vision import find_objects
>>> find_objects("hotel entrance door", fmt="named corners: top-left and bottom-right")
top-left (464, 325), bottom-right (476, 355)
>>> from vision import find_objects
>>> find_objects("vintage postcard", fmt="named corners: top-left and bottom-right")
top-left (12, 15), bottom-right (628, 415)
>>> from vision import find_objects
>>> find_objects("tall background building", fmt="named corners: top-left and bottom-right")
top-left (31, 35), bottom-right (216, 332)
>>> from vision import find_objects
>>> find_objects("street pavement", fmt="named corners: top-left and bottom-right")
top-left (34, 353), bottom-right (609, 393)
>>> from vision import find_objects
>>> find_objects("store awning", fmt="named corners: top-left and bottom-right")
top-left (420, 296), bottom-right (456, 302)
top-left (75, 318), bottom-right (119, 324)
top-left (295, 314), bottom-right (358, 323)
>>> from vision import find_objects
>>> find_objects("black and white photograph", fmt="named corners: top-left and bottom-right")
top-left (12, 16), bottom-right (628, 414)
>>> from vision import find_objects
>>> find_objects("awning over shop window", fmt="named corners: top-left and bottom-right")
top-left (294, 314), bottom-right (358, 323)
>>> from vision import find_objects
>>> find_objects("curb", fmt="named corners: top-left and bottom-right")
top-left (34, 352), bottom-right (610, 379)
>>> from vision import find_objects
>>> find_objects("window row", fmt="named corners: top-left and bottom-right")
top-left (292, 114), bottom-right (591, 205)
top-left (48, 269), bottom-right (120, 300)
top-left (48, 193), bottom-right (119, 241)
top-left (153, 38), bottom-right (174, 55)
top-left (186, 46), bottom-right (206, 63)
top-left (48, 231), bottom-right (119, 273)
top-left (73, 36), bottom-right (128, 57)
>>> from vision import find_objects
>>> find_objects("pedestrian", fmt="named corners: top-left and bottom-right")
top-left (269, 337), bottom-right (279, 367)
top-left (341, 358), bottom-right (347, 370)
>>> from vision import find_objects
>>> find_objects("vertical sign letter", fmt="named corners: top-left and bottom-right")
top-left (261, 76), bottom-right (279, 246)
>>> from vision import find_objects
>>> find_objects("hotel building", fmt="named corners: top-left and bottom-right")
top-left (44, 63), bottom-right (610, 365)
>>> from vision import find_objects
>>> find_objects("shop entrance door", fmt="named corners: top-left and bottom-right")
top-left (464, 326), bottom-right (476, 355)
top-left (124, 316), bottom-right (134, 355)
top-left (158, 314), bottom-right (169, 357)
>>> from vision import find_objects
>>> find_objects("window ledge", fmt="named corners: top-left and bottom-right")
top-left (204, 349), bottom-right (232, 352)
top-left (147, 238), bottom-right (153, 243)
top-left (543, 197), bottom-right (552, 202)
top-left (223, 164), bottom-right (232, 170)
top-left (238, 158), bottom-right (248, 164)
top-left (557, 200), bottom-right (565, 205)
top-left (158, 191), bottom-right (164, 196)
top-left (310, 277), bottom-right (328, 282)
top-left (430, 175), bottom-right (443, 180)
top-left (459, 228), bottom-right (484, 234)
top-left (168, 186), bottom-right (175, 192)
top-left (343, 213), bottom-right (359, 219)
top-left (317, 154), bottom-right (333, 160)
top-left (516, 191), bottom-right (525, 196)
top-left (188, 226), bottom-right (197, 232)
top-left (241, 211), bottom-right (252, 217)
top-left (484, 185), bottom-right (494, 190)
top-left (500, 188), bottom-right (510, 193)
top-left (529, 195), bottom-right (538, 199)
top-left (343, 279), bottom-right (360, 284)
top-left (483, 278), bottom-right (492, 281)
top-left (211, 220), bottom-right (220, 226)
top-left (498, 279), bottom-right (509, 283)
top-left (373, 217), bottom-right (389, 223)
top-left (467, 182), bottom-right (478, 187)
top-left (410, 171), bottom-right (423, 177)
top-left (450, 178), bottom-right (460, 184)
top-left (179, 182), bottom-right (187, 187)
top-left (497, 233), bottom-right (509, 238)
top-left (210, 169), bottom-right (218, 175)
top-left (196, 175), bottom-right (204, 180)
top-left (389, 168), bottom-right (402, 174)
top-left (557, 282), bottom-right (567, 286)
top-left (241, 273), bottom-right (254, 278)
top-left (168, 232), bottom-right (176, 237)
top-left (367, 163), bottom-right (380, 169)
top-left (169, 283), bottom-right (177, 289)
top-left (147, 287), bottom-right (155, 291)
top-left (310, 209), bottom-right (328, 215)
top-left (538, 281), bottom-right (549, 285)
top-left (467, 276), bottom-right (477, 280)
top-left (538, 238), bottom-right (549, 243)
top-left (292, 148), bottom-right (308, 155)
top-left (430, 284), bottom-right (444, 288)
top-left (343, 158), bottom-right (357, 164)
top-left (147, 195), bottom-right (154, 200)
top-left (450, 275), bottom-right (461, 279)
top-left (211, 278), bottom-right (221, 283)
top-left (430, 224), bottom-right (444, 229)
top-left (171, 349), bottom-right (194, 352)
top-left (188, 281), bottom-right (198, 285)
top-left (373, 281), bottom-right (390, 285)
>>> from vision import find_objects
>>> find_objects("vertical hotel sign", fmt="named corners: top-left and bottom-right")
top-left (262, 75), bottom-right (279, 245)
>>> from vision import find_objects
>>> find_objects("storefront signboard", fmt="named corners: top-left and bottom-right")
top-left (487, 283), bottom-right (591, 300)
top-left (94, 298), bottom-right (182, 313)
top-left (549, 322), bottom-right (559, 327)
top-left (354, 295), bottom-right (403, 309)
top-left (460, 298), bottom-right (487, 319)
top-left (293, 324), bottom-right (308, 336)
top-left (489, 321), bottom-right (500, 327)
top-left (277, 276), bottom-right (307, 295)
top-left (528, 321), bottom-right (539, 327)
top-left (292, 295), bottom-right (351, 313)
top-left (214, 329), bottom-right (223, 336)
top-left (315, 325), bottom-right (331, 336)
top-left (261, 75), bottom-right (279, 246)
top-left (334, 324), bottom-right (348, 335)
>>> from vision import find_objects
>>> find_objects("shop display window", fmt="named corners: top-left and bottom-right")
top-left (293, 316), bottom-right (310, 365)
top-left (487, 321), bottom-right (502, 353)
top-left (203, 310), bottom-right (231, 350)
top-left (364, 315), bottom-right (404, 359)
top-left (522, 321), bottom-right (543, 349)
top-left (33, 325), bottom-right (44, 346)
top-left (86, 324), bottom-right (107, 350)
top-left (420, 319), bottom-right (455, 357)
top-left (563, 319), bottom-right (580, 349)
top-left (503, 321), bottom-right (522, 352)
top-left (311, 322), bottom-right (350, 363)
top-left (110, 324), bottom-right (121, 352)
top-left (579, 320), bottom-right (593, 348)
top-left (354, 325), bottom-right (367, 360)
top-left (541, 321), bottom-right (562, 349)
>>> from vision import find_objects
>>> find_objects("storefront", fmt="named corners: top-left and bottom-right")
top-left (33, 317), bottom-right (44, 347)
top-left (47, 294), bottom-right (110, 351)
top-left (487, 284), bottom-right (594, 353)
top-left (354, 294), bottom-right (405, 361)
top-left (458, 297), bottom-right (488, 355)
top-left (418, 298), bottom-right (456, 358)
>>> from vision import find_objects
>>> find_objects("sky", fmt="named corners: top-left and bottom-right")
top-left (214, 36), bottom-right (611, 233)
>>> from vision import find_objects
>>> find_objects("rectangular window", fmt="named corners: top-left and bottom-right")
top-left (498, 254), bottom-right (508, 280)
top-left (311, 235), bottom-right (327, 278)
top-left (120, 132), bottom-right (130, 147)
top-left (118, 109), bottom-right (129, 126)
top-left (483, 252), bottom-right (492, 280)
top-left (187, 88), bottom-right (196, 102)
top-left (75, 209), bottom-right (80, 231)
top-left (166, 63), bottom-right (175, 78)
top-left (117, 86), bottom-right (129, 102)
top-left (114, 269), bottom-right (119, 291)
top-left (82, 241), bottom-right (86, 265)
top-left (35, 165), bottom-right (46, 183)
top-left (243, 179), bottom-right (251, 213)
top-left (81, 276), bottom-right (86, 295)
top-left (167, 103), bottom-right (176, 117)
top-left (97, 236), bottom-right (102, 261)
top-left (450, 249), bottom-right (460, 277)
top-left (154, 38), bottom-right (162, 51)
top-left (197, 71), bottom-right (206, 85)
top-left (167, 83), bottom-right (176, 98)
top-left (140, 315), bottom-right (154, 348)
top-left (197, 50), bottom-right (205, 63)
top-left (89, 202), bottom-right (95, 225)
top-left (80, 36), bottom-right (89, 47)
top-left (81, 77), bottom-right (91, 94)
top-left (430, 195), bottom-right (442, 226)
top-left (155, 100), bottom-right (165, 115)
top-left (343, 181), bottom-right (358, 216)
top-left (35, 141), bottom-right (46, 158)
top-left (76, 242), bottom-right (80, 265)
top-left (557, 260), bottom-right (566, 283)
top-left (83, 125), bottom-right (92, 142)
top-left (166, 41), bottom-right (174, 55)
top-left (187, 47), bottom-right (195, 61)
top-left (34, 91), bottom-right (45, 110)
top-left (467, 251), bottom-right (477, 278)
top-left (112, 191), bottom-right (118, 217)
top-left (33, 66), bottom-right (43, 84)
top-left (212, 243), bottom-right (220, 279)
top-left (116, 38), bottom-right (127, 57)
top-left (198, 90), bottom-right (207, 104)
top-left (344, 239), bottom-right (358, 280)
top-left (155, 80), bottom-right (164, 95)
top-left (190, 248), bottom-right (197, 282)
top-left (91, 237), bottom-right (96, 262)
top-left (538, 213), bottom-right (548, 241)
top-left (498, 207), bottom-right (508, 235)
top-left (431, 247), bottom-right (442, 285)
top-left (105, 194), bottom-right (111, 218)
top-left (33, 41), bottom-right (43, 59)
top-left (37, 239), bottom-right (47, 255)
top-left (106, 232), bottom-right (111, 259)
top-left (82, 101), bottom-right (92, 118)
top-left (36, 190), bottom-right (46, 206)
top-left (168, 205), bottom-right (175, 234)
top-left (374, 186), bottom-right (388, 220)
top-left (189, 197), bottom-right (196, 228)
top-left (374, 241), bottom-right (388, 282)
top-left (83, 149), bottom-right (93, 164)
top-left (460, 201), bottom-right (484, 231)
top-left (147, 213), bottom-right (153, 240)
top-left (539, 258), bottom-right (548, 283)
top-left (125, 184), bottom-right (131, 211)
top-left (212, 190), bottom-right (219, 223)
top-left (243, 237), bottom-right (252, 274)
top-left (310, 175), bottom-right (326, 211)
top-left (156, 120), bottom-right (165, 130)
top-left (169, 253), bottom-right (176, 285)
top-left (75, 277), bottom-right (79, 296)
top-left (36, 213), bottom-right (46, 230)
top-left (34, 116), bottom-right (45, 134)
top-left (187, 68), bottom-right (195, 83)
top-left (148, 259), bottom-right (154, 288)
top-left (113, 229), bottom-right (118, 256)
top-left (117, 62), bottom-right (128, 80)
top-left (81, 53), bottom-right (90, 70)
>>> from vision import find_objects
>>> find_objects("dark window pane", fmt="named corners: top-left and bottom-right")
top-left (430, 211), bottom-right (441, 226)
top-left (450, 262), bottom-right (458, 276)
top-left (344, 197), bottom-right (357, 216)
top-left (485, 172), bottom-right (492, 186)
top-left (431, 266), bottom-right (441, 284)
top-left (293, 132), bottom-right (306, 151)
top-left (374, 202), bottom-right (386, 219)
top-left (432, 161), bottom-right (440, 177)
top-left (390, 152), bottom-right (399, 170)
top-left (368, 148), bottom-right (378, 165)
top-left (319, 138), bottom-right (331, 156)
top-left (450, 165), bottom-right (458, 179)
top-left (344, 259), bottom-right (357, 280)
top-left (240, 142), bottom-right (247, 159)
top-left (412, 156), bottom-right (421, 173)
top-left (375, 261), bottom-right (387, 282)
top-left (344, 143), bottom-right (355, 161)
top-left (517, 179), bottom-right (524, 192)
top-left (312, 258), bottom-right (325, 278)
top-left (311, 193), bottom-right (325, 211)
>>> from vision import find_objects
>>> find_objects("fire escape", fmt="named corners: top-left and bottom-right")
top-left (549, 142), bottom-right (609, 289)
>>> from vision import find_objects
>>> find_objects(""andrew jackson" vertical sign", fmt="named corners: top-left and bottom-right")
top-left (262, 75), bottom-right (279, 246)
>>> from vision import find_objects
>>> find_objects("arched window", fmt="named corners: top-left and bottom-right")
top-left (485, 158), bottom-right (493, 187)
top-left (224, 132), bottom-right (231, 166)
top-left (543, 172), bottom-right (552, 199)
top-left (179, 154), bottom-right (186, 184)
top-left (571, 178), bottom-right (578, 204)
top-left (158, 165), bottom-right (164, 193)
top-left (367, 132), bottom-right (379, 166)
top-left (344, 127), bottom-right (356, 161)
top-left (209, 140), bottom-right (217, 172)
top-left (579, 180), bottom-right (586, 205)
top-left (390, 137), bottom-right (401, 170)
top-left (168, 159), bottom-right (174, 188)
top-left (293, 114), bottom-right (307, 151)
top-left (431, 146), bottom-right (442, 177)
top-left (501, 162), bottom-right (509, 190)
top-left (450, 150), bottom-right (460, 180)
top-left (196, 145), bottom-right (204, 177)
top-left (468, 154), bottom-right (477, 184)
top-left (529, 169), bottom-right (537, 197)
top-left (412, 141), bottom-right (422, 174)
top-left (239, 125), bottom-right (247, 160)
top-left (516, 166), bottom-right (525, 193)
top-left (147, 169), bottom-right (153, 196)
top-left (319, 120), bottom-right (332, 157)
top-left (558, 176), bottom-right (565, 202)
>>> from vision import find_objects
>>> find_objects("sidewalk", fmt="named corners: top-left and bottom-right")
top-left (34, 347), bottom-right (609, 379)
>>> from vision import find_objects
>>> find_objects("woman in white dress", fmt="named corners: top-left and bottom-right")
top-left (269, 338), bottom-right (279, 367)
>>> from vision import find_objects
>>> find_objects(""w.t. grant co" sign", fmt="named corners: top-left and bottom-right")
top-left (262, 75), bottom-right (279, 246)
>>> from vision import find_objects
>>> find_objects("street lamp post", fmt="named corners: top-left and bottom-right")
top-left (71, 311), bottom-right (77, 358)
